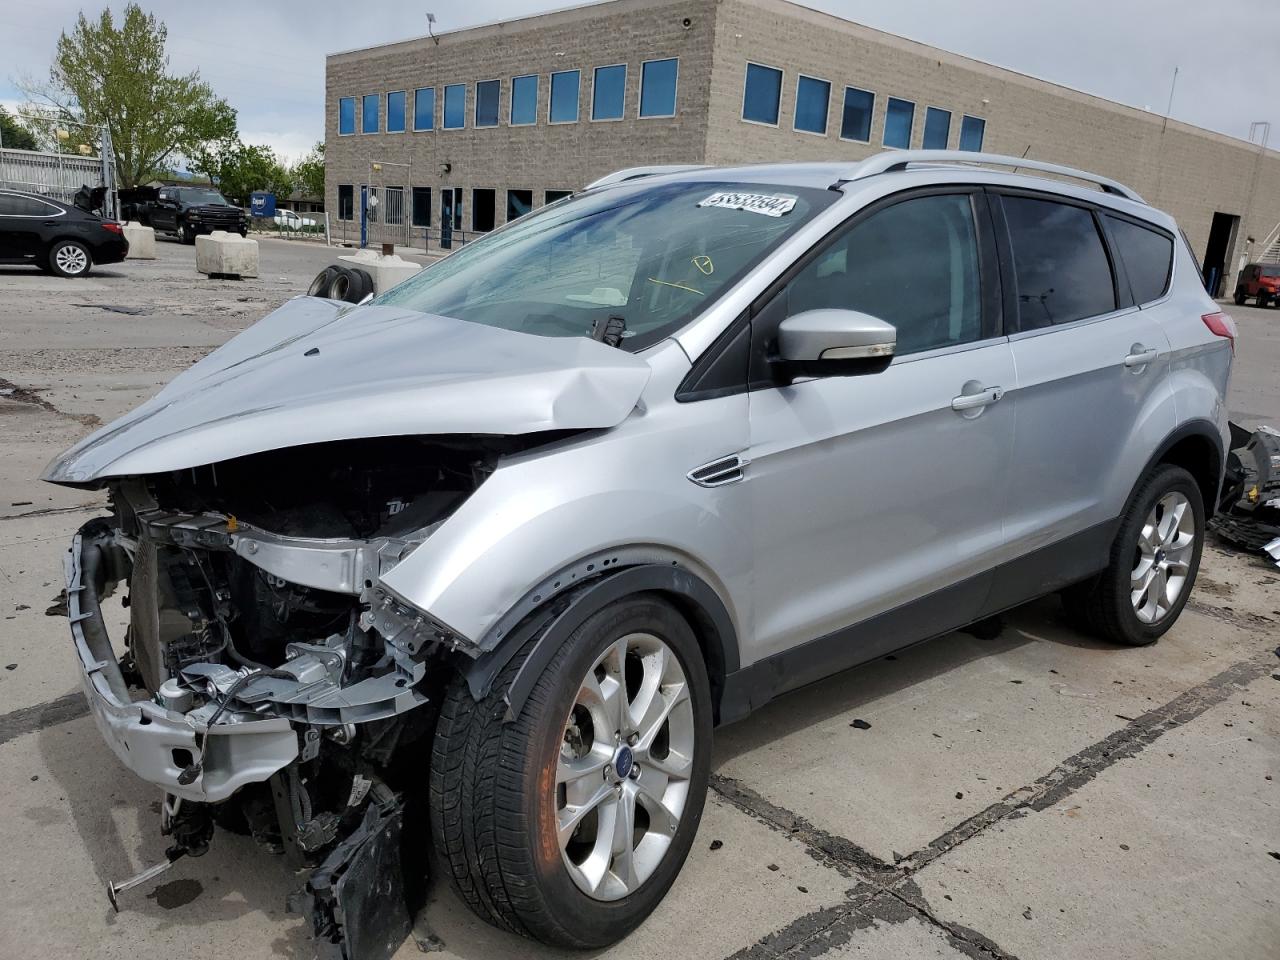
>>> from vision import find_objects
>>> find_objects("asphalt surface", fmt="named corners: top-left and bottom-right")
top-left (0, 238), bottom-right (1276, 960)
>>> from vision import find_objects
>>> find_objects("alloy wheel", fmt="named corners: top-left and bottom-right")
top-left (1131, 491), bottom-right (1196, 624)
top-left (55, 244), bottom-right (88, 275)
top-left (556, 631), bottom-right (695, 901)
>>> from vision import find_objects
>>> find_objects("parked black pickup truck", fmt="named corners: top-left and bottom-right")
top-left (121, 185), bottom-right (248, 243)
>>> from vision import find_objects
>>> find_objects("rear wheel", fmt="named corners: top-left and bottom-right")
top-left (430, 595), bottom-right (712, 948)
top-left (1061, 464), bottom-right (1203, 646)
top-left (48, 240), bottom-right (92, 278)
top-left (1233, 289), bottom-right (1246, 306)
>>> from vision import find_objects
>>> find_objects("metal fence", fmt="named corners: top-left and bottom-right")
top-left (0, 148), bottom-right (105, 200)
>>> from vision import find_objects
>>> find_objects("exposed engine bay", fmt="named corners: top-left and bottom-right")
top-left (65, 434), bottom-right (557, 960)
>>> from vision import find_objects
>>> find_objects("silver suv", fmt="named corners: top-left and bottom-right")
top-left (45, 152), bottom-right (1233, 956)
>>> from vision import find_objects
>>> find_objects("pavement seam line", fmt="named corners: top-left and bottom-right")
top-left (0, 503), bottom-right (107, 522)
top-left (0, 691), bottom-right (89, 748)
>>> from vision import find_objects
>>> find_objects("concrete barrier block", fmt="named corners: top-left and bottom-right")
top-left (121, 222), bottom-right (156, 259)
top-left (195, 230), bottom-right (259, 279)
top-left (338, 250), bottom-right (422, 294)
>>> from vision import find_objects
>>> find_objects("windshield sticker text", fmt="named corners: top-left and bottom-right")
top-left (697, 192), bottom-right (797, 217)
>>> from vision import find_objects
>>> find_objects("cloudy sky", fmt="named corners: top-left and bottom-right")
top-left (2, 0), bottom-right (1278, 162)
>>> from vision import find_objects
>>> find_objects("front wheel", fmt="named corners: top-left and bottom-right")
top-left (1061, 464), bottom-right (1204, 646)
top-left (48, 240), bottom-right (92, 277)
top-left (1233, 289), bottom-right (1246, 306)
top-left (430, 595), bottom-right (712, 948)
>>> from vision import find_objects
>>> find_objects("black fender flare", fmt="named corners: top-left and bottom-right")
top-left (1139, 418), bottom-right (1225, 512)
top-left (460, 563), bottom-right (740, 725)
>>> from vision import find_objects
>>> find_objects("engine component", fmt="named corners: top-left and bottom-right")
top-left (1211, 423), bottom-right (1280, 567)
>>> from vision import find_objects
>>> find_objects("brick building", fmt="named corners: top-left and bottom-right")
top-left (325, 0), bottom-right (1279, 291)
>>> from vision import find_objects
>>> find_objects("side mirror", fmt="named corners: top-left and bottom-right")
top-left (772, 309), bottom-right (896, 382)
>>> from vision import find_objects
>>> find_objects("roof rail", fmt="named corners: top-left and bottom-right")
top-left (585, 165), bottom-right (709, 191)
top-left (836, 150), bottom-right (1145, 203)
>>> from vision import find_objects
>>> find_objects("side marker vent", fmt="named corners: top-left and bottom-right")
top-left (688, 455), bottom-right (748, 487)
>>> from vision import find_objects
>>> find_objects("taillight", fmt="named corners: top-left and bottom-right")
top-left (101, 221), bottom-right (123, 234)
top-left (1201, 311), bottom-right (1237, 352)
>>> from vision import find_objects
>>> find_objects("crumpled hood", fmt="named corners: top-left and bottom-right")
top-left (43, 297), bottom-right (651, 483)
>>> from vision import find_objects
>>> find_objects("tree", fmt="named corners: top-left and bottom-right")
top-left (198, 140), bottom-right (293, 204)
top-left (291, 142), bottom-right (325, 199)
top-left (0, 107), bottom-right (38, 151)
top-left (25, 4), bottom-right (236, 186)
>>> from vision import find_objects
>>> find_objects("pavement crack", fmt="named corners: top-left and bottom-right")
top-left (0, 375), bottom-right (101, 428)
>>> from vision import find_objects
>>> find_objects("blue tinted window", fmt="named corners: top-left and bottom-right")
top-left (361, 94), bottom-right (379, 133)
top-left (639, 58), bottom-right (678, 117)
top-left (443, 84), bottom-right (465, 129)
top-left (884, 97), bottom-right (914, 148)
top-left (592, 65), bottom-right (626, 120)
top-left (959, 115), bottom-right (985, 151)
top-left (511, 75), bottom-right (538, 125)
top-left (742, 62), bottom-right (782, 124)
top-left (840, 87), bottom-right (873, 141)
top-left (414, 88), bottom-right (434, 130)
top-left (922, 106), bottom-right (950, 149)
top-left (339, 97), bottom-right (355, 135)
top-left (794, 75), bottom-right (830, 135)
top-left (550, 70), bottom-right (580, 122)
top-left (386, 91), bottom-right (406, 132)
top-left (475, 80), bottom-right (500, 127)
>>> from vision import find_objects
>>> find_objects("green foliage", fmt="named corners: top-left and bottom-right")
top-left (291, 142), bottom-right (325, 199)
top-left (36, 3), bottom-right (236, 186)
top-left (0, 107), bottom-right (39, 151)
top-left (195, 140), bottom-right (293, 205)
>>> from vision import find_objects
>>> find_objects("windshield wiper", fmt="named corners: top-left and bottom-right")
top-left (590, 315), bottom-right (627, 348)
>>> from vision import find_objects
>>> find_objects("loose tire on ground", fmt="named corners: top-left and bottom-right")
top-left (429, 594), bottom-right (713, 948)
top-left (307, 266), bottom-right (340, 298)
top-left (325, 266), bottom-right (374, 303)
top-left (1061, 464), bottom-right (1204, 646)
top-left (47, 239), bottom-right (93, 278)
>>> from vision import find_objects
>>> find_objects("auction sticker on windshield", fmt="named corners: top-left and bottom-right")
top-left (697, 192), bottom-right (797, 217)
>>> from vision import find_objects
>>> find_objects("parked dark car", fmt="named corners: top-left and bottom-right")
top-left (1233, 262), bottom-right (1280, 307)
top-left (147, 185), bottom-right (248, 243)
top-left (0, 188), bottom-right (128, 277)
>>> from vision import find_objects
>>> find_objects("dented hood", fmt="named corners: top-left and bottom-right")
top-left (43, 297), bottom-right (652, 483)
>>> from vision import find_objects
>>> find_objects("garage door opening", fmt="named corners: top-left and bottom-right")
top-left (1202, 211), bottom-right (1239, 297)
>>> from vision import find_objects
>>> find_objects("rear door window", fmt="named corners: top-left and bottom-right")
top-left (1001, 195), bottom-right (1116, 329)
top-left (1106, 215), bottom-right (1173, 305)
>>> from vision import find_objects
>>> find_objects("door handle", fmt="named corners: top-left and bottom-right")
top-left (951, 386), bottom-right (1004, 411)
top-left (1124, 347), bottom-right (1158, 368)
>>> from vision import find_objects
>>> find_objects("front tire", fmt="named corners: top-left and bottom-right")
top-left (48, 240), bottom-right (92, 277)
top-left (1061, 464), bottom-right (1204, 646)
top-left (1233, 289), bottom-right (1246, 306)
top-left (430, 595), bottom-right (712, 948)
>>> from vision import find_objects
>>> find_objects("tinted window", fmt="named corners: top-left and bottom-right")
top-left (0, 193), bottom-right (58, 216)
top-left (840, 87), bottom-right (874, 141)
top-left (507, 189), bottom-right (533, 221)
top-left (339, 97), bottom-right (356, 135)
top-left (922, 106), bottom-right (950, 149)
top-left (412, 187), bottom-right (431, 227)
top-left (743, 63), bottom-right (782, 125)
top-left (959, 115), bottom-right (985, 151)
top-left (550, 70), bottom-right (580, 123)
top-left (1002, 196), bottom-right (1115, 328)
top-left (414, 88), bottom-right (434, 130)
top-left (362, 94), bottom-right (379, 133)
top-left (475, 80), bottom-right (500, 127)
top-left (1107, 216), bottom-right (1173, 304)
top-left (443, 84), bottom-right (465, 129)
top-left (511, 75), bottom-right (538, 125)
top-left (785, 193), bottom-right (982, 355)
top-left (592, 65), bottom-right (626, 120)
top-left (387, 91), bottom-right (406, 132)
top-left (338, 185), bottom-right (353, 221)
top-left (884, 97), bottom-right (914, 148)
top-left (639, 58), bottom-right (678, 117)
top-left (794, 75), bottom-right (830, 135)
top-left (473, 189), bottom-right (496, 232)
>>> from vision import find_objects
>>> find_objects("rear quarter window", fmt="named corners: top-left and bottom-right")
top-left (1106, 215), bottom-right (1173, 305)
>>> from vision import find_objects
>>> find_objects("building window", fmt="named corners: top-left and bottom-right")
top-left (794, 75), bottom-right (830, 135)
top-left (412, 186), bottom-right (432, 227)
top-left (443, 84), bottom-right (465, 129)
top-left (511, 74), bottom-right (538, 125)
top-left (507, 189), bottom-right (533, 222)
top-left (475, 80), bottom-right (500, 127)
top-left (545, 189), bottom-right (572, 205)
top-left (386, 91), bottom-right (406, 133)
top-left (922, 106), bottom-right (950, 149)
top-left (959, 115), bottom-right (985, 151)
top-left (592, 64), bottom-right (626, 121)
top-left (639, 58), bottom-right (678, 118)
top-left (473, 188), bottom-right (496, 232)
top-left (338, 97), bottom-right (356, 135)
top-left (550, 70), bottom-right (580, 123)
top-left (337, 184), bottom-right (353, 220)
top-left (362, 94), bottom-right (379, 134)
top-left (742, 62), bottom-right (782, 125)
top-left (883, 97), bottom-right (914, 148)
top-left (840, 86), bottom-right (874, 142)
top-left (414, 87), bottom-right (435, 131)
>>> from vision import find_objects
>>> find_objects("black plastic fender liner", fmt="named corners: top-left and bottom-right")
top-left (1141, 418), bottom-right (1226, 516)
top-left (461, 564), bottom-right (740, 725)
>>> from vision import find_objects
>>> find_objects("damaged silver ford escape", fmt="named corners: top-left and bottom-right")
top-left (44, 152), bottom-right (1233, 957)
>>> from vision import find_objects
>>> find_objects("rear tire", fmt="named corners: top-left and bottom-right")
top-left (48, 240), bottom-right (92, 278)
top-left (429, 595), bottom-right (712, 948)
top-left (1061, 464), bottom-right (1203, 646)
top-left (1233, 289), bottom-right (1246, 306)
